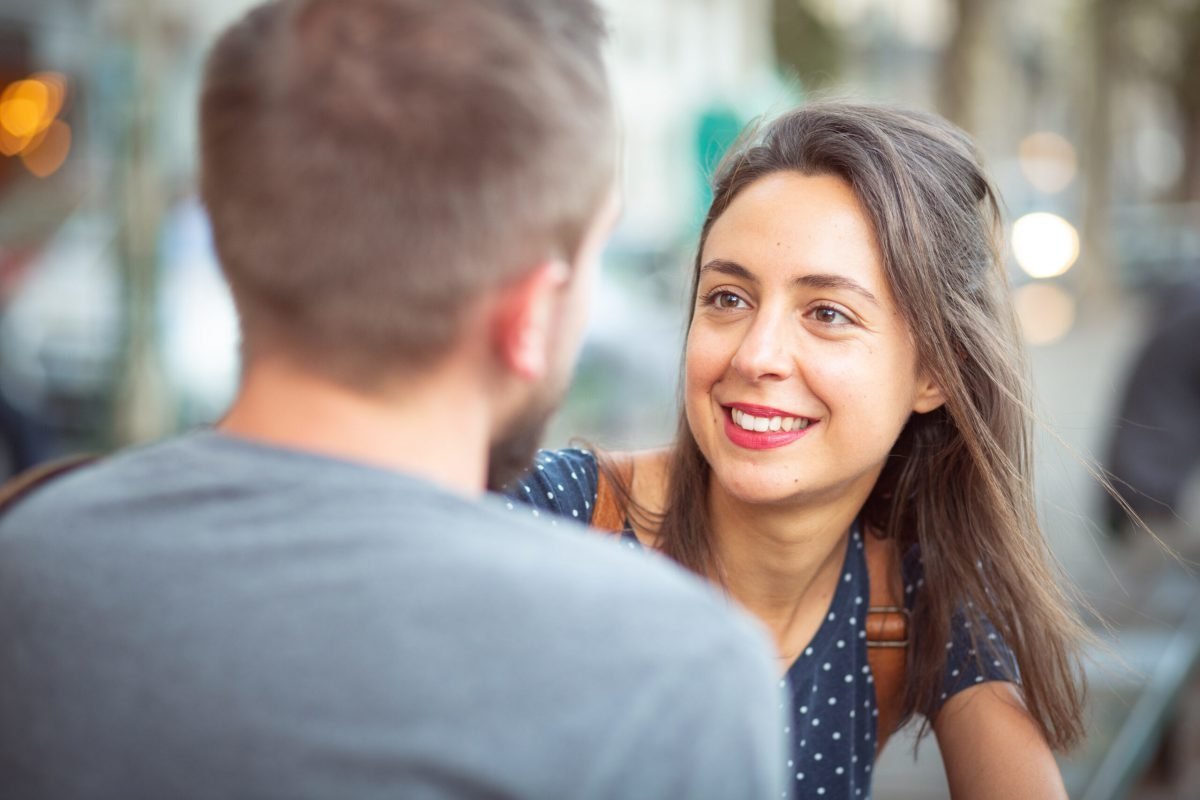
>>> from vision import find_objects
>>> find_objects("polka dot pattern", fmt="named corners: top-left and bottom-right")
top-left (497, 448), bottom-right (600, 527)
top-left (504, 449), bottom-right (1020, 800)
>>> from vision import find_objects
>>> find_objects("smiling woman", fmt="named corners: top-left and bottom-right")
top-left (687, 171), bottom-right (945, 513)
top-left (506, 102), bottom-right (1085, 800)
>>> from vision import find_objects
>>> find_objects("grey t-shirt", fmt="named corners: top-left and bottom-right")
top-left (0, 432), bottom-right (785, 799)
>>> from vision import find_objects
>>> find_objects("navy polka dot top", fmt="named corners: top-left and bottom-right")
top-left (504, 448), bottom-right (1018, 800)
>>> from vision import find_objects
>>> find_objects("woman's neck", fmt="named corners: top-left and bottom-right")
top-left (706, 485), bottom-right (863, 669)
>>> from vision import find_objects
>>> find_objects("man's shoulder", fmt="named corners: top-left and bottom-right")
top-left (0, 430), bottom-right (451, 526)
top-left (0, 432), bottom-right (772, 665)
top-left (479, 490), bottom-right (774, 657)
top-left (0, 434), bottom-right (784, 798)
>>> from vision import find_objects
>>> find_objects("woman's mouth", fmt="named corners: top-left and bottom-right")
top-left (722, 405), bottom-right (817, 450)
top-left (730, 407), bottom-right (812, 433)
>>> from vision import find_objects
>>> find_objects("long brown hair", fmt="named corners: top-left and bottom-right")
top-left (653, 102), bottom-right (1087, 750)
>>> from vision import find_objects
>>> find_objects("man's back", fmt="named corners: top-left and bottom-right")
top-left (0, 432), bottom-right (783, 798)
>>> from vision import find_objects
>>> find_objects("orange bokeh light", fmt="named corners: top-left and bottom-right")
top-left (32, 73), bottom-right (66, 119)
top-left (0, 124), bottom-right (28, 156)
top-left (0, 98), bottom-right (42, 138)
top-left (21, 120), bottom-right (71, 178)
top-left (0, 73), bottom-right (71, 175)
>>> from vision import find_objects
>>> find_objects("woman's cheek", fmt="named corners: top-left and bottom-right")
top-left (685, 324), bottom-right (734, 383)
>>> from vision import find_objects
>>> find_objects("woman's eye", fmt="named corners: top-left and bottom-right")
top-left (706, 290), bottom-right (748, 310)
top-left (811, 305), bottom-right (852, 325)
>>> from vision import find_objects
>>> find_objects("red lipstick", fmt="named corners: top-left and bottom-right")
top-left (721, 405), bottom-right (816, 451)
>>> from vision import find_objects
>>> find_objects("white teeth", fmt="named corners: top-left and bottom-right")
top-left (731, 408), bottom-right (810, 433)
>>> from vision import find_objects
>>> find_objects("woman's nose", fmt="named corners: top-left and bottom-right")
top-left (729, 309), bottom-right (795, 382)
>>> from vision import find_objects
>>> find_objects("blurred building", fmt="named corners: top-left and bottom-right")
top-left (0, 0), bottom-right (1196, 479)
top-left (0, 0), bottom-right (1199, 794)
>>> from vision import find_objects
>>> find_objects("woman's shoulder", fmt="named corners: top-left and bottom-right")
top-left (624, 448), bottom-right (671, 512)
top-left (503, 448), bottom-right (602, 521)
top-left (531, 448), bottom-right (601, 482)
top-left (897, 543), bottom-right (1020, 712)
top-left (503, 447), bottom-right (672, 541)
top-left (609, 448), bottom-right (670, 547)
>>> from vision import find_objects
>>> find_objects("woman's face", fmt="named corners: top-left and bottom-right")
top-left (684, 171), bottom-right (944, 509)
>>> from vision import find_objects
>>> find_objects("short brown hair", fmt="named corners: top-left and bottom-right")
top-left (199, 0), bottom-right (614, 387)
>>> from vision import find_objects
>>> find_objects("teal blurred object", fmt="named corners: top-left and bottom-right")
top-left (693, 105), bottom-right (743, 226)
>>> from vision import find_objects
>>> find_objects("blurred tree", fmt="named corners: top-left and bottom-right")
top-left (936, 0), bottom-right (1023, 156)
top-left (1111, 0), bottom-right (1200, 203)
top-left (771, 0), bottom-right (841, 89)
top-left (1168, 1), bottom-right (1200, 202)
top-left (108, 0), bottom-right (175, 446)
top-left (938, 0), bottom-right (989, 132)
top-left (1078, 0), bottom-right (1126, 300)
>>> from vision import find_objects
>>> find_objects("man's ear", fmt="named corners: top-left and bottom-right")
top-left (491, 260), bottom-right (570, 381)
top-left (912, 371), bottom-right (946, 414)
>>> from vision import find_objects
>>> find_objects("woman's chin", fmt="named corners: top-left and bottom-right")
top-left (711, 471), bottom-right (811, 508)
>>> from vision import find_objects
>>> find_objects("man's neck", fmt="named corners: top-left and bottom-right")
top-left (217, 360), bottom-right (492, 497)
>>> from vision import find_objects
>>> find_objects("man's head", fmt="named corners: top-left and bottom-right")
top-left (200, 0), bottom-right (614, 383)
top-left (200, 0), bottom-right (617, 484)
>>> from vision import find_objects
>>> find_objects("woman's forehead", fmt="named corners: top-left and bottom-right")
top-left (701, 172), bottom-right (888, 293)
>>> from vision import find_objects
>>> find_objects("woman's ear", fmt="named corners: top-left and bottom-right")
top-left (912, 372), bottom-right (946, 414)
top-left (490, 260), bottom-right (570, 381)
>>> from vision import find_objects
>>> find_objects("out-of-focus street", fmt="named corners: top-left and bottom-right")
top-left (2, 1), bottom-right (1200, 797)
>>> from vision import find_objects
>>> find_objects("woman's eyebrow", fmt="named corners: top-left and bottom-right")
top-left (794, 273), bottom-right (880, 306)
top-left (699, 259), bottom-right (757, 284)
top-left (700, 259), bottom-right (880, 306)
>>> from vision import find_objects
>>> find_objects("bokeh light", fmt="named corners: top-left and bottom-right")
top-left (1011, 212), bottom-right (1080, 279)
top-left (0, 98), bottom-right (43, 139)
top-left (32, 73), bottom-right (67, 118)
top-left (0, 124), bottom-right (27, 157)
top-left (21, 120), bottom-right (72, 178)
top-left (1013, 282), bottom-right (1076, 346)
top-left (1017, 131), bottom-right (1078, 194)
top-left (0, 73), bottom-right (70, 176)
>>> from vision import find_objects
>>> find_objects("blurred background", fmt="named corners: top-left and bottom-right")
top-left (2, 0), bottom-right (1199, 796)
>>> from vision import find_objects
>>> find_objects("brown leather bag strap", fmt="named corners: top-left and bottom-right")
top-left (865, 532), bottom-right (909, 756)
top-left (589, 456), bottom-right (631, 534)
top-left (0, 454), bottom-right (99, 515)
top-left (594, 460), bottom-right (909, 755)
